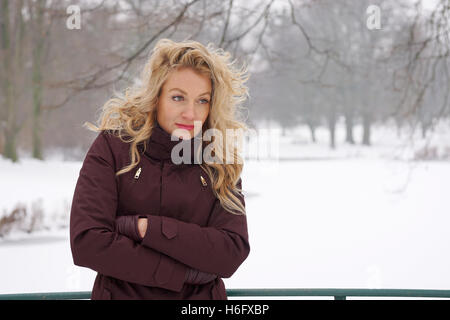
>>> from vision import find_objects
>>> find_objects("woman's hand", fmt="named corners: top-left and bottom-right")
top-left (137, 217), bottom-right (148, 238)
top-left (115, 215), bottom-right (147, 242)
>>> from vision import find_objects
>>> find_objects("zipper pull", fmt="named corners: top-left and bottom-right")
top-left (134, 167), bottom-right (142, 179)
top-left (200, 175), bottom-right (207, 187)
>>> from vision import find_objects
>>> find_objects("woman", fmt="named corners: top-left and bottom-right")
top-left (69, 38), bottom-right (251, 300)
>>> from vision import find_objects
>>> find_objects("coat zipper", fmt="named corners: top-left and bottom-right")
top-left (132, 167), bottom-right (142, 184)
top-left (134, 167), bottom-right (142, 179)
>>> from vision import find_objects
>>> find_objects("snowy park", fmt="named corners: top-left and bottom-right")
top-left (1, 0), bottom-right (449, 301)
top-left (1, 121), bottom-right (449, 296)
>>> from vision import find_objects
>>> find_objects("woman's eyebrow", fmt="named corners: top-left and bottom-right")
top-left (169, 88), bottom-right (211, 96)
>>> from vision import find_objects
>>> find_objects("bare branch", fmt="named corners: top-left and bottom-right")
top-left (42, 0), bottom-right (201, 112)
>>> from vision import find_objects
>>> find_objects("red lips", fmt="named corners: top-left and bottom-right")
top-left (176, 123), bottom-right (194, 130)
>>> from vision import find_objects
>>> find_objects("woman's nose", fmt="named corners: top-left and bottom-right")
top-left (182, 103), bottom-right (195, 120)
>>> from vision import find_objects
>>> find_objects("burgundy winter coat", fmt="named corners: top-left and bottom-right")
top-left (69, 121), bottom-right (250, 300)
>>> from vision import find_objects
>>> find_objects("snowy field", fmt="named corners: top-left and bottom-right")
top-left (1, 120), bottom-right (449, 298)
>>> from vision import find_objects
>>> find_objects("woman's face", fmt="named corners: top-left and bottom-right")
top-left (156, 67), bottom-right (212, 140)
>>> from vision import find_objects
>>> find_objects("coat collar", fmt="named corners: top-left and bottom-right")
top-left (143, 121), bottom-right (204, 164)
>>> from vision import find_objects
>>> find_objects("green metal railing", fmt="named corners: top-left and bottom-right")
top-left (1, 288), bottom-right (450, 300)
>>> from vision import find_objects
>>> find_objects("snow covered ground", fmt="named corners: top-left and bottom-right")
top-left (1, 120), bottom-right (449, 297)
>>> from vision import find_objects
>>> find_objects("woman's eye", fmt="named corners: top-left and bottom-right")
top-left (172, 96), bottom-right (209, 104)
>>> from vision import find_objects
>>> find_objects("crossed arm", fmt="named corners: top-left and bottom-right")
top-left (115, 215), bottom-right (217, 285)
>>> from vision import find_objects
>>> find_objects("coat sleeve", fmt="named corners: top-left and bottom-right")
top-left (140, 179), bottom-right (250, 279)
top-left (69, 131), bottom-right (188, 292)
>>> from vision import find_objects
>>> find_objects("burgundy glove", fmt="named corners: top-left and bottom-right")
top-left (184, 267), bottom-right (218, 285)
top-left (115, 215), bottom-right (143, 243)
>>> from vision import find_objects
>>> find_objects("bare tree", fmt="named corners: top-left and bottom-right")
top-left (391, 0), bottom-right (450, 133)
top-left (0, 0), bottom-right (28, 162)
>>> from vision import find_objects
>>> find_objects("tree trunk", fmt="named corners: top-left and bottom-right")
top-left (3, 129), bottom-right (18, 161)
top-left (421, 121), bottom-right (427, 139)
top-left (362, 111), bottom-right (372, 146)
top-left (1, 0), bottom-right (19, 162)
top-left (344, 110), bottom-right (355, 144)
top-left (31, 0), bottom-right (45, 160)
top-left (328, 108), bottom-right (336, 149)
top-left (306, 121), bottom-right (317, 143)
top-left (395, 116), bottom-right (402, 138)
top-left (420, 117), bottom-right (431, 139)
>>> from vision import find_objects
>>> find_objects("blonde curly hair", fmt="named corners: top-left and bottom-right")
top-left (84, 38), bottom-right (250, 215)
